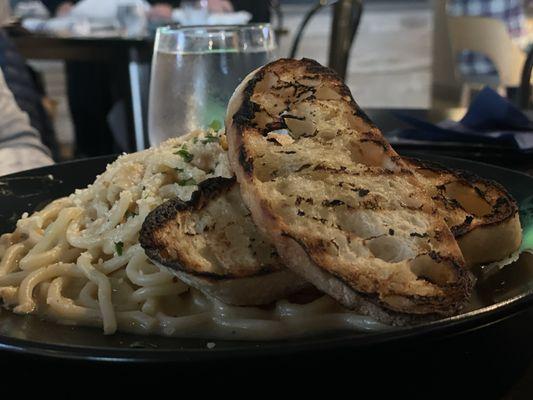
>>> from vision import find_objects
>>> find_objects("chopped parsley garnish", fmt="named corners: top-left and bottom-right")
top-left (174, 147), bottom-right (193, 162)
top-left (201, 134), bottom-right (219, 144)
top-left (115, 241), bottom-right (124, 256)
top-left (208, 119), bottom-right (222, 131)
top-left (177, 177), bottom-right (197, 186)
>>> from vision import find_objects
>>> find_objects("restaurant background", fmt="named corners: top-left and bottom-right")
top-left (0, 3), bottom-right (533, 398)
top-left (14, 0), bottom-right (431, 159)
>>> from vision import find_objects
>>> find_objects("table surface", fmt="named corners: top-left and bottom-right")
top-left (9, 30), bottom-right (154, 62)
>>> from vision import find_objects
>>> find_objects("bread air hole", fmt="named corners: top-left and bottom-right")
top-left (317, 129), bottom-right (337, 140)
top-left (299, 77), bottom-right (320, 87)
top-left (284, 117), bottom-right (315, 139)
top-left (443, 181), bottom-right (492, 217)
top-left (409, 254), bottom-right (456, 285)
top-left (315, 85), bottom-right (342, 101)
top-left (252, 110), bottom-right (273, 131)
top-left (368, 235), bottom-right (415, 263)
top-left (254, 72), bottom-right (278, 93)
top-left (265, 131), bottom-right (293, 145)
top-left (349, 140), bottom-right (387, 168)
top-left (338, 210), bottom-right (385, 239)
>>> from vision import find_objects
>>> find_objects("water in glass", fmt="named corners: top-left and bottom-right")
top-left (148, 24), bottom-right (276, 145)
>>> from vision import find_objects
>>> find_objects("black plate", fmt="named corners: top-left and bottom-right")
top-left (0, 152), bottom-right (532, 363)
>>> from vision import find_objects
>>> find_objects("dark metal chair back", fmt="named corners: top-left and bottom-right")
top-left (289, 0), bottom-right (363, 81)
top-left (269, 0), bottom-right (286, 46)
top-left (518, 46), bottom-right (533, 109)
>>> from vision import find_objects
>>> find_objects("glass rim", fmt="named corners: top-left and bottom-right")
top-left (157, 23), bottom-right (273, 35)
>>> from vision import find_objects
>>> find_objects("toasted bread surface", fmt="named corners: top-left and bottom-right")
top-left (140, 176), bottom-right (309, 305)
top-left (226, 58), bottom-right (473, 322)
top-left (405, 158), bottom-right (522, 266)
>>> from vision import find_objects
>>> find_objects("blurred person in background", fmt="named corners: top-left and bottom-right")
top-left (44, 0), bottom-right (269, 21)
top-left (44, 0), bottom-right (180, 18)
top-left (0, 1), bottom-right (59, 159)
top-left (0, 28), bottom-right (58, 159)
top-left (42, 0), bottom-right (184, 158)
top-left (448, 0), bottom-right (532, 76)
top-left (0, 67), bottom-right (52, 175)
top-left (42, 0), bottom-right (270, 158)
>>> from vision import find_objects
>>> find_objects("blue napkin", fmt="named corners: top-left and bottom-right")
top-left (391, 87), bottom-right (533, 151)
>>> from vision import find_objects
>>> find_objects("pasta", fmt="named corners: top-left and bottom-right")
top-left (0, 130), bottom-right (387, 339)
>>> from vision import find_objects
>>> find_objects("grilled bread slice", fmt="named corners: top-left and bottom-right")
top-left (138, 150), bottom-right (518, 309)
top-left (405, 158), bottom-right (522, 267)
top-left (140, 176), bottom-right (309, 306)
top-left (139, 143), bottom-right (517, 310)
top-left (225, 58), bottom-right (473, 324)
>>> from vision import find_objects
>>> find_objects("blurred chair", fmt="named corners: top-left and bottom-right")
top-left (269, 0), bottom-right (288, 46)
top-left (432, 0), bottom-right (460, 107)
top-left (447, 15), bottom-right (526, 88)
top-left (519, 45), bottom-right (533, 108)
top-left (289, 0), bottom-right (363, 81)
top-left (432, 0), bottom-right (528, 107)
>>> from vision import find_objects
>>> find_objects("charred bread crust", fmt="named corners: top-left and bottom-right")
top-left (401, 158), bottom-right (521, 266)
top-left (140, 177), bottom-right (233, 280)
top-left (231, 58), bottom-right (403, 170)
top-left (140, 176), bottom-right (284, 281)
top-left (140, 176), bottom-right (236, 238)
top-left (226, 58), bottom-right (473, 323)
top-left (283, 232), bottom-right (473, 320)
top-left (404, 157), bottom-right (520, 237)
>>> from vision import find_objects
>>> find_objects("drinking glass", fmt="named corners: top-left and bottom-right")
top-left (148, 24), bottom-right (276, 145)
